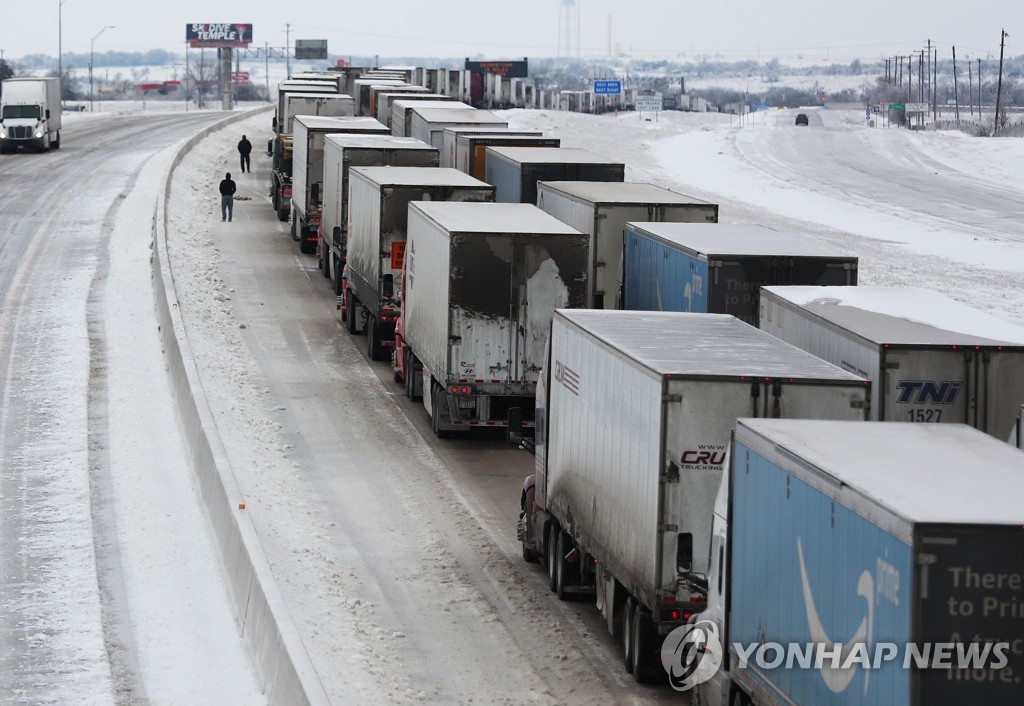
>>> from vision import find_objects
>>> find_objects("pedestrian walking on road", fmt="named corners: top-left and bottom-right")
top-left (220, 172), bottom-right (237, 222)
top-left (237, 134), bottom-right (252, 173)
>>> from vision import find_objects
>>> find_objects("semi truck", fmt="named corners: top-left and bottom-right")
top-left (452, 132), bottom-right (560, 180)
top-left (319, 134), bottom-right (439, 294)
top-left (695, 418), bottom-right (1024, 706)
top-left (517, 311), bottom-right (871, 681)
top-left (758, 285), bottom-right (1024, 441)
top-left (537, 181), bottom-right (720, 309)
top-left (277, 92), bottom-right (354, 135)
top-left (623, 223), bottom-right (858, 325)
top-left (391, 99), bottom-right (470, 137)
top-left (484, 146), bottom-right (625, 204)
top-left (351, 78), bottom-right (407, 116)
top-left (439, 126), bottom-right (543, 169)
top-left (370, 85), bottom-right (429, 121)
top-left (344, 168), bottom-right (495, 359)
top-left (397, 202), bottom-right (589, 435)
top-left (274, 80), bottom-right (338, 132)
top-left (0, 77), bottom-right (61, 153)
top-left (376, 92), bottom-right (449, 133)
top-left (408, 107), bottom-right (508, 150)
top-left (291, 116), bottom-right (390, 254)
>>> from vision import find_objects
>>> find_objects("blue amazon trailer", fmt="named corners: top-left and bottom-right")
top-left (694, 419), bottom-right (1024, 706)
top-left (623, 223), bottom-right (857, 326)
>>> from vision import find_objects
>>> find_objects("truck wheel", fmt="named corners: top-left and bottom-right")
top-left (53, 132), bottom-right (61, 150)
top-left (631, 605), bottom-right (658, 683)
top-left (333, 264), bottom-right (344, 296)
top-left (404, 350), bottom-right (415, 398)
top-left (366, 316), bottom-right (380, 361)
top-left (555, 530), bottom-right (576, 601)
top-left (521, 514), bottom-right (539, 563)
top-left (345, 290), bottom-right (358, 335)
top-left (290, 212), bottom-right (299, 240)
top-left (321, 251), bottom-right (331, 278)
top-left (431, 385), bottom-right (452, 439)
top-left (546, 525), bottom-right (559, 592)
top-left (623, 597), bottom-right (636, 674)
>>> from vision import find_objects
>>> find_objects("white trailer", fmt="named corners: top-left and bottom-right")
top-left (274, 80), bottom-right (338, 132)
top-left (291, 116), bottom-right (390, 254)
top-left (536, 181), bottom-right (720, 309)
top-left (278, 93), bottom-right (354, 135)
top-left (759, 285), bottom-right (1024, 441)
top-left (402, 202), bottom-right (589, 436)
top-left (344, 168), bottom-right (495, 360)
top-left (408, 107), bottom-right (507, 150)
top-left (319, 134), bottom-right (439, 292)
top-left (0, 77), bottom-right (61, 152)
top-left (439, 126), bottom-right (542, 169)
top-left (519, 311), bottom-right (871, 681)
top-left (391, 99), bottom-right (472, 137)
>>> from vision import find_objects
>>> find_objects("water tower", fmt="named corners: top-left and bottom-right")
top-left (558, 0), bottom-right (580, 58)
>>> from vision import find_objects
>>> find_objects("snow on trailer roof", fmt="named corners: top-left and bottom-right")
top-left (410, 108), bottom-right (507, 124)
top-left (324, 134), bottom-right (435, 150)
top-left (293, 115), bottom-right (389, 132)
top-left (283, 92), bottom-right (352, 100)
top-left (349, 166), bottom-right (490, 188)
top-left (627, 223), bottom-right (853, 258)
top-left (737, 419), bottom-right (1024, 526)
top-left (486, 146), bottom-right (623, 165)
top-left (411, 202), bottom-right (583, 236)
top-left (764, 286), bottom-right (1024, 346)
top-left (556, 310), bottom-right (867, 381)
top-left (540, 181), bottom-right (714, 206)
top-left (442, 127), bottom-right (543, 136)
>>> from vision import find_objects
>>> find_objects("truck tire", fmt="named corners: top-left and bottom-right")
top-left (431, 385), bottom-right (452, 439)
top-left (290, 211), bottom-right (299, 240)
top-left (366, 316), bottom-right (381, 361)
top-left (345, 289), bottom-right (358, 335)
top-left (631, 605), bottom-right (658, 683)
top-left (546, 525), bottom-right (559, 593)
top-left (333, 264), bottom-right (344, 296)
top-left (404, 350), bottom-right (415, 399)
top-left (623, 597), bottom-right (636, 674)
top-left (555, 530), bottom-right (576, 601)
top-left (53, 132), bottom-right (61, 150)
top-left (321, 251), bottom-right (332, 279)
top-left (300, 238), bottom-right (314, 255)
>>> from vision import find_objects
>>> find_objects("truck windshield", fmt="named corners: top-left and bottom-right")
top-left (2, 105), bottom-right (41, 119)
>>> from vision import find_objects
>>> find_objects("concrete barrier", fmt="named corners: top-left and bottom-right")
top-left (152, 106), bottom-right (331, 706)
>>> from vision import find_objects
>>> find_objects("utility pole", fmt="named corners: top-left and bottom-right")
top-left (932, 46), bottom-right (937, 120)
top-left (953, 46), bottom-right (960, 120)
top-left (993, 29), bottom-right (1008, 135)
top-left (926, 39), bottom-right (931, 113)
top-left (978, 59), bottom-right (982, 124)
top-left (285, 23), bottom-right (291, 78)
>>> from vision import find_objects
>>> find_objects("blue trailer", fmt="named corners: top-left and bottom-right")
top-left (694, 419), bottom-right (1024, 706)
top-left (623, 223), bottom-right (857, 325)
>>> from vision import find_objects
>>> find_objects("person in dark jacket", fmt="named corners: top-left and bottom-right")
top-left (219, 173), bottom-right (237, 222)
top-left (237, 135), bottom-right (252, 172)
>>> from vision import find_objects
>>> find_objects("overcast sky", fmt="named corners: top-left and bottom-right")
top-left (3, 1), bottom-right (1022, 65)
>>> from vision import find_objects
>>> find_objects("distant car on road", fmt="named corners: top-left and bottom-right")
top-left (795, 113), bottom-right (809, 126)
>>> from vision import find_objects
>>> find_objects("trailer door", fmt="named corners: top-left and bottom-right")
top-left (880, 347), bottom-right (973, 425)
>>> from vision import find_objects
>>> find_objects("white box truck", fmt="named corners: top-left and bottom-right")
top-left (517, 311), bottom-right (871, 681)
top-left (695, 419), bottom-right (1024, 706)
top-left (759, 285), bottom-right (1024, 441)
top-left (319, 134), bottom-right (439, 293)
top-left (278, 92), bottom-right (354, 135)
top-left (291, 116), bottom-right (390, 254)
top-left (344, 168), bottom-right (495, 360)
top-left (399, 203), bottom-right (589, 435)
top-left (438, 126), bottom-right (541, 168)
top-left (485, 146), bottom-right (625, 204)
top-left (391, 99), bottom-right (471, 137)
top-left (0, 77), bottom-right (61, 152)
top-left (537, 181), bottom-right (720, 309)
top-left (453, 132), bottom-right (560, 180)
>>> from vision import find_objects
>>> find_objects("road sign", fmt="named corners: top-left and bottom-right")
top-left (889, 103), bottom-right (905, 110)
top-left (593, 80), bottom-right (622, 95)
top-left (904, 102), bottom-right (928, 112)
top-left (636, 97), bottom-right (662, 112)
top-left (232, 71), bottom-right (250, 83)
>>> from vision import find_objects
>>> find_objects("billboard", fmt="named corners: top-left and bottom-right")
top-left (186, 24), bottom-right (253, 48)
top-left (464, 59), bottom-right (528, 78)
top-left (295, 40), bottom-right (328, 60)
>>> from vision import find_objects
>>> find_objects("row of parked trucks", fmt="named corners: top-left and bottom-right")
top-left (265, 67), bottom-right (1024, 704)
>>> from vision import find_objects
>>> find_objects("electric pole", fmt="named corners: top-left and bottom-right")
top-left (953, 46), bottom-right (959, 121)
top-left (993, 29), bottom-right (1008, 135)
top-left (285, 23), bottom-right (291, 78)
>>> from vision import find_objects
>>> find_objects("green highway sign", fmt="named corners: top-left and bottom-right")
top-left (889, 103), bottom-right (905, 110)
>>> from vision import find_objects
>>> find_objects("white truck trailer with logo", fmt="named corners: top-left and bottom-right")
top-left (291, 116), bottom-right (390, 254)
top-left (400, 202), bottom-right (589, 436)
top-left (517, 311), bottom-right (871, 681)
top-left (319, 134), bottom-right (439, 293)
top-left (758, 286), bottom-right (1024, 441)
top-left (344, 168), bottom-right (495, 360)
top-left (695, 419), bottom-right (1024, 706)
top-left (537, 181), bottom-right (720, 309)
top-left (0, 77), bottom-right (61, 152)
